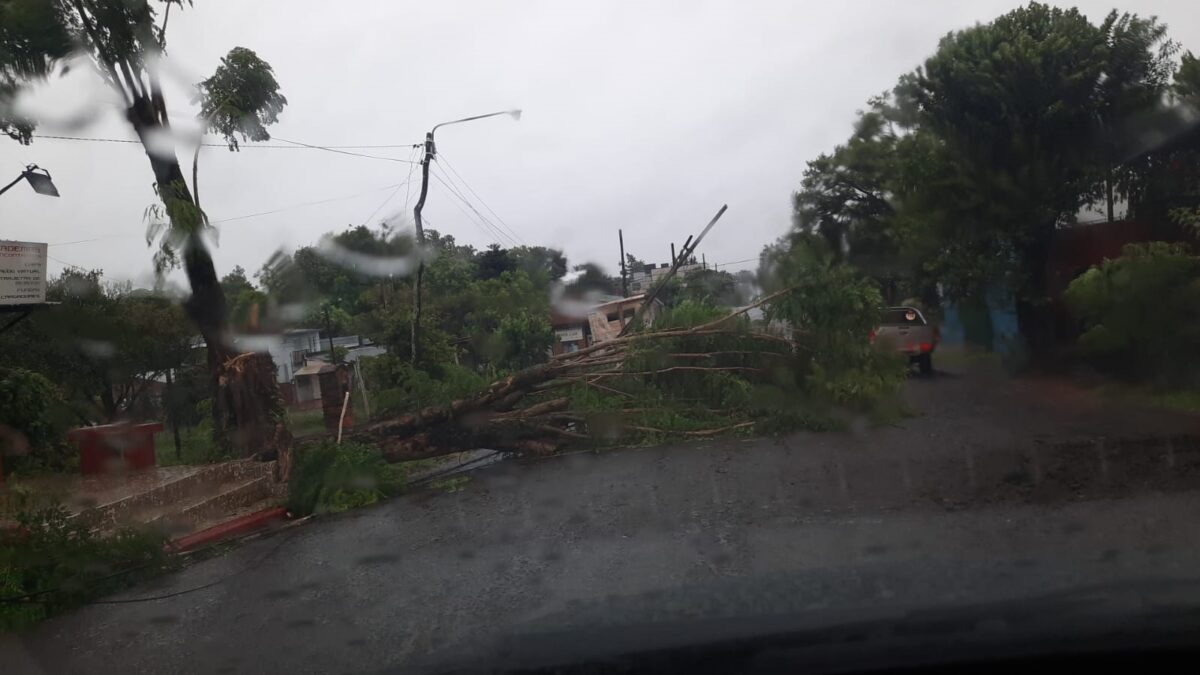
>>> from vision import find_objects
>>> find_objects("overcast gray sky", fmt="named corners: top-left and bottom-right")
top-left (3, 0), bottom-right (1199, 287)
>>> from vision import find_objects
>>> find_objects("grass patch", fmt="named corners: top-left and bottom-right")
top-left (154, 424), bottom-right (228, 466)
top-left (1, 506), bottom-right (173, 633)
top-left (1098, 383), bottom-right (1200, 414)
top-left (155, 408), bottom-right (339, 467)
top-left (288, 408), bottom-right (329, 439)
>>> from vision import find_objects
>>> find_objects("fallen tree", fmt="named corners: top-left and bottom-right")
top-left (349, 289), bottom-right (807, 462)
top-left (347, 233), bottom-right (912, 463)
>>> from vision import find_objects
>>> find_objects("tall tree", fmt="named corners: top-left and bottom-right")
top-left (1, 1), bottom-right (289, 458)
top-left (1092, 11), bottom-right (1177, 223)
top-left (792, 95), bottom-right (916, 302)
top-left (906, 2), bottom-right (1144, 354)
top-left (508, 245), bottom-right (567, 284)
top-left (477, 243), bottom-right (514, 280)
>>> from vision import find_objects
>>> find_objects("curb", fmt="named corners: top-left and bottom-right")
top-left (172, 506), bottom-right (288, 552)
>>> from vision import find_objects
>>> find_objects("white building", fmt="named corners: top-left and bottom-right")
top-left (231, 328), bottom-right (322, 384)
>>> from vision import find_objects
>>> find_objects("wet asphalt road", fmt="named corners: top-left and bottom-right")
top-left (7, 360), bottom-right (1200, 673)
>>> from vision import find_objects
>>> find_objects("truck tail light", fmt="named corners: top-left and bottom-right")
top-left (920, 342), bottom-right (932, 353)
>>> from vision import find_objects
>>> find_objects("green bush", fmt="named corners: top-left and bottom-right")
top-left (1064, 242), bottom-right (1200, 384)
top-left (0, 368), bottom-right (75, 474)
top-left (489, 314), bottom-right (553, 371)
top-left (1, 506), bottom-right (171, 632)
top-left (286, 441), bottom-right (405, 516)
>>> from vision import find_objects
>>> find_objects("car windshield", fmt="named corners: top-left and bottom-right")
top-left (3, 1), bottom-right (1200, 673)
top-left (881, 308), bottom-right (924, 325)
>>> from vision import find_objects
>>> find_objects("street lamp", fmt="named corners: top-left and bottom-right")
top-left (410, 109), bottom-right (521, 363)
top-left (0, 164), bottom-right (60, 198)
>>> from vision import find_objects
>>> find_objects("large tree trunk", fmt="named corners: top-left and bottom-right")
top-left (1105, 169), bottom-right (1116, 223)
top-left (129, 106), bottom-right (292, 477)
top-left (1015, 231), bottom-right (1055, 364)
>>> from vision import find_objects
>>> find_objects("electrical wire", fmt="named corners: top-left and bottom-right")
top-left (88, 530), bottom-right (295, 605)
top-left (360, 147), bottom-right (421, 227)
top-left (430, 177), bottom-right (505, 245)
top-left (437, 151), bottom-right (525, 245)
top-left (46, 252), bottom-right (87, 270)
top-left (208, 182), bottom-right (404, 225)
top-left (0, 528), bottom-right (297, 607)
top-left (32, 133), bottom-right (420, 151)
top-left (432, 172), bottom-right (516, 246)
top-left (46, 183), bottom-right (406, 249)
top-left (271, 137), bottom-right (418, 164)
top-left (713, 256), bottom-right (759, 268)
top-left (430, 165), bottom-right (517, 246)
top-left (402, 149), bottom-right (420, 215)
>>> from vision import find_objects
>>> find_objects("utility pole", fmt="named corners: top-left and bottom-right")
top-left (411, 131), bottom-right (434, 364)
top-left (409, 109), bottom-right (521, 365)
top-left (670, 242), bottom-right (676, 264)
top-left (324, 306), bottom-right (338, 364)
top-left (618, 229), bottom-right (629, 297)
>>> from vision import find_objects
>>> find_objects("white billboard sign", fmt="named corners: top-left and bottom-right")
top-left (0, 240), bottom-right (48, 305)
top-left (555, 327), bottom-right (584, 343)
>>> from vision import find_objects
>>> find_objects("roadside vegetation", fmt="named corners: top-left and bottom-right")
top-left (0, 504), bottom-right (172, 632)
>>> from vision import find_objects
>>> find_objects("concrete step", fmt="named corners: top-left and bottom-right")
top-left (73, 459), bottom-right (277, 532)
top-left (141, 476), bottom-right (273, 539)
top-left (176, 496), bottom-right (286, 548)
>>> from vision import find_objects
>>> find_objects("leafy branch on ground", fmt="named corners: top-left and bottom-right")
top-left (1, 506), bottom-right (172, 632)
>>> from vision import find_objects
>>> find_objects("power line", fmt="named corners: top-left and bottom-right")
top-left (271, 137), bottom-right (418, 164)
top-left (360, 147), bottom-right (421, 227)
top-left (713, 256), bottom-right (759, 268)
top-left (429, 165), bottom-right (509, 243)
top-left (46, 252), bottom-right (87, 270)
top-left (430, 164), bottom-right (518, 246)
top-left (210, 182), bottom-right (405, 224)
top-left (48, 182), bottom-right (406, 248)
top-left (32, 133), bottom-right (420, 151)
top-left (430, 169), bottom-right (516, 246)
top-left (429, 176), bottom-right (506, 246)
top-left (402, 147), bottom-right (419, 216)
top-left (437, 151), bottom-right (525, 245)
top-left (430, 179), bottom-right (504, 245)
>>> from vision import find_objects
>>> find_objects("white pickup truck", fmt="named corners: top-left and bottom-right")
top-left (871, 306), bottom-right (939, 375)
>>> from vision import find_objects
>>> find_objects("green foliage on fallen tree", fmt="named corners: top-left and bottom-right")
top-left (286, 441), bottom-right (406, 516)
top-left (762, 236), bottom-right (908, 410)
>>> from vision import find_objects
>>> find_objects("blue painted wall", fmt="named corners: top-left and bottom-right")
top-left (939, 285), bottom-right (1019, 354)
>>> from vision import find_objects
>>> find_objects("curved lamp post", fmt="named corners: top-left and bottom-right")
top-left (410, 109), bottom-right (521, 363)
top-left (0, 164), bottom-right (60, 198)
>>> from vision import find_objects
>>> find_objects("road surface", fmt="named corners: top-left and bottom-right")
top-left (6, 358), bottom-right (1200, 673)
